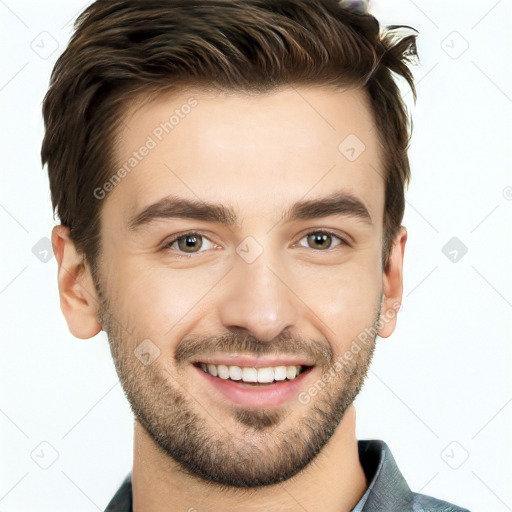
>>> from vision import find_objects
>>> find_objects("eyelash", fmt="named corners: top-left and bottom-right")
top-left (162, 230), bottom-right (349, 256)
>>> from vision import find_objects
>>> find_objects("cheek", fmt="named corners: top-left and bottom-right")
top-left (108, 260), bottom-right (222, 337)
top-left (293, 253), bottom-right (382, 349)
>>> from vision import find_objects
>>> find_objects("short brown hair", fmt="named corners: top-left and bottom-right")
top-left (41, 0), bottom-right (418, 274)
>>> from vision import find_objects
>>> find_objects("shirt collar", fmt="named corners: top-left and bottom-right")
top-left (356, 439), bottom-right (416, 511)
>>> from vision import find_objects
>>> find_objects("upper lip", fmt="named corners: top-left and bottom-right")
top-left (191, 354), bottom-right (315, 368)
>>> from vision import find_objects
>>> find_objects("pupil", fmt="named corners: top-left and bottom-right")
top-left (309, 233), bottom-right (330, 249)
top-left (179, 235), bottom-right (201, 252)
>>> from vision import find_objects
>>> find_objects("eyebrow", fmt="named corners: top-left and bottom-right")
top-left (127, 191), bottom-right (372, 231)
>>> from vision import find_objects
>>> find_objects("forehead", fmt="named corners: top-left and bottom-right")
top-left (104, 85), bottom-right (384, 228)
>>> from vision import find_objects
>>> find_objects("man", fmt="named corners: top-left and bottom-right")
top-left (42, 0), bottom-right (470, 510)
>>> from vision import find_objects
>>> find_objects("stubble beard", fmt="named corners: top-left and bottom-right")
top-left (97, 289), bottom-right (379, 488)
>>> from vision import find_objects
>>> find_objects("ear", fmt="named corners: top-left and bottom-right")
top-left (378, 226), bottom-right (407, 338)
top-left (51, 225), bottom-right (102, 339)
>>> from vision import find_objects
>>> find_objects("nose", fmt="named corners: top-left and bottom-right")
top-left (217, 251), bottom-right (299, 343)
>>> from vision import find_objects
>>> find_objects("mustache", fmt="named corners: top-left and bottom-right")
top-left (174, 331), bottom-right (334, 367)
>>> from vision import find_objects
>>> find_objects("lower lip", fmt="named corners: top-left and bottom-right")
top-left (194, 365), bottom-right (314, 408)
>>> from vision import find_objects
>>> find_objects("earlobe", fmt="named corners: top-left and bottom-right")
top-left (378, 226), bottom-right (407, 339)
top-left (51, 225), bottom-right (102, 339)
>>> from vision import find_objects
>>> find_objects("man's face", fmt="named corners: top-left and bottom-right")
top-left (95, 86), bottom-right (390, 487)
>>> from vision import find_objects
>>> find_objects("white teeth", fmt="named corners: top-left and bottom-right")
top-left (257, 367), bottom-right (274, 383)
top-left (274, 366), bottom-right (287, 381)
top-left (229, 365), bottom-right (242, 380)
top-left (286, 366), bottom-right (297, 380)
top-left (199, 363), bottom-right (305, 383)
top-left (217, 364), bottom-right (230, 380)
top-left (242, 367), bottom-right (258, 382)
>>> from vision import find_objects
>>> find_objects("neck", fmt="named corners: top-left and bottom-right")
top-left (132, 405), bottom-right (367, 512)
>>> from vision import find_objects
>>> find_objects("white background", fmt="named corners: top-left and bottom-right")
top-left (1, 1), bottom-right (511, 511)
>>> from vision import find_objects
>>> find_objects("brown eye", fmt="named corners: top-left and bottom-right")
top-left (299, 231), bottom-right (344, 250)
top-left (164, 232), bottom-right (215, 254)
top-left (177, 234), bottom-right (202, 253)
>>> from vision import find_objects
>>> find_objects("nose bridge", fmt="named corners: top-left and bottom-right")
top-left (217, 244), bottom-right (299, 342)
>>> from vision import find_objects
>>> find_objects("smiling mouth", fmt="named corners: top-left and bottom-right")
top-left (193, 362), bottom-right (313, 385)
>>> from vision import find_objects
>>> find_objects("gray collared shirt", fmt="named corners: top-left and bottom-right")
top-left (104, 440), bottom-right (470, 511)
